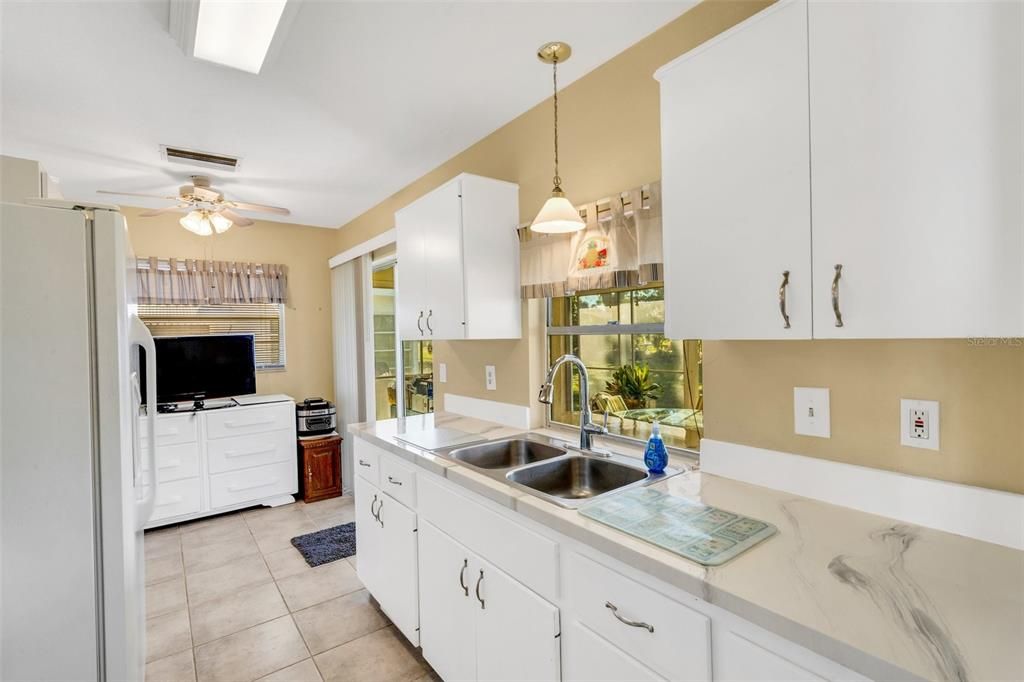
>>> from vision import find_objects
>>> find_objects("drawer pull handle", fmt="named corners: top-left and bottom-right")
top-left (459, 559), bottom-right (469, 597)
top-left (605, 602), bottom-right (654, 633)
top-left (475, 570), bottom-right (485, 609)
top-left (224, 419), bottom-right (275, 428)
top-left (416, 311), bottom-right (424, 336)
top-left (387, 475), bottom-right (403, 486)
top-left (224, 446), bottom-right (277, 459)
top-left (831, 263), bottom-right (844, 328)
top-left (227, 478), bottom-right (278, 493)
top-left (778, 270), bottom-right (791, 329)
top-left (425, 309), bottom-right (434, 334)
top-left (156, 495), bottom-right (183, 507)
top-left (358, 459), bottom-right (371, 468)
top-left (157, 460), bottom-right (181, 470)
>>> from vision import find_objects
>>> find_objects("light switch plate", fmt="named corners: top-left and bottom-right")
top-left (794, 387), bottom-right (831, 438)
top-left (485, 365), bottom-right (496, 391)
top-left (438, 363), bottom-right (447, 384)
top-left (900, 398), bottom-right (939, 450)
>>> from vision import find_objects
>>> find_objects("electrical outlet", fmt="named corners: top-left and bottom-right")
top-left (438, 363), bottom-right (447, 384)
top-left (485, 365), bottom-right (496, 391)
top-left (794, 387), bottom-right (830, 438)
top-left (901, 399), bottom-right (939, 450)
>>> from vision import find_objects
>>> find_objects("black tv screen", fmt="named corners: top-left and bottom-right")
top-left (145, 334), bottom-right (256, 404)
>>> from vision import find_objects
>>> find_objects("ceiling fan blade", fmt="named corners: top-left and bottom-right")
top-left (225, 200), bottom-right (290, 215)
top-left (218, 208), bottom-right (255, 227)
top-left (139, 204), bottom-right (189, 217)
top-left (97, 190), bottom-right (179, 200)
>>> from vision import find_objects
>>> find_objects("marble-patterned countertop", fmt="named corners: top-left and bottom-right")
top-left (350, 413), bottom-right (1024, 682)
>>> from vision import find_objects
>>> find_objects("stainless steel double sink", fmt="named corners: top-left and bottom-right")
top-left (434, 434), bottom-right (679, 509)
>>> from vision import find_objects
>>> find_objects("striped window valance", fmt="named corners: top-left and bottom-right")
top-left (135, 257), bottom-right (288, 305)
top-left (518, 181), bottom-right (663, 299)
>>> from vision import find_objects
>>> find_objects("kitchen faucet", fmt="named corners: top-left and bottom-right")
top-left (538, 354), bottom-right (608, 451)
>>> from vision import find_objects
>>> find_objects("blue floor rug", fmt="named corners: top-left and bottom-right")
top-left (290, 522), bottom-right (356, 567)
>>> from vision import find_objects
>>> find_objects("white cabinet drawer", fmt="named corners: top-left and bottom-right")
top-left (565, 551), bottom-right (711, 681)
top-left (380, 454), bottom-right (416, 508)
top-left (143, 442), bottom-right (200, 483)
top-left (205, 403), bottom-right (293, 440)
top-left (418, 475), bottom-right (558, 600)
top-left (354, 438), bottom-right (381, 486)
top-left (148, 478), bottom-right (201, 522)
top-left (207, 429), bottom-right (294, 474)
top-left (209, 460), bottom-right (296, 509)
top-left (564, 620), bottom-right (666, 682)
top-left (140, 413), bottom-right (198, 446)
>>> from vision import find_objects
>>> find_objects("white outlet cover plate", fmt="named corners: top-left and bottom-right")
top-left (485, 365), bottom-right (496, 391)
top-left (438, 363), bottom-right (447, 384)
top-left (794, 387), bottom-right (830, 438)
top-left (901, 398), bottom-right (939, 451)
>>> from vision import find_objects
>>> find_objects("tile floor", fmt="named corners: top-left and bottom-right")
top-left (144, 495), bottom-right (440, 682)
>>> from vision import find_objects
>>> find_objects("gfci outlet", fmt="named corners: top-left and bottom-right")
top-left (900, 399), bottom-right (939, 451)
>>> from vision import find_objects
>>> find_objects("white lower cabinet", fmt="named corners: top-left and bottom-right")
top-left (714, 630), bottom-right (824, 682)
top-left (563, 620), bottom-right (665, 682)
top-left (354, 474), bottom-right (420, 646)
top-left (419, 521), bottom-right (560, 682)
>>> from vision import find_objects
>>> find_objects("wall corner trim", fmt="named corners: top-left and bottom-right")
top-left (699, 439), bottom-right (1024, 550)
top-left (328, 228), bottom-right (396, 269)
top-left (443, 394), bottom-right (532, 430)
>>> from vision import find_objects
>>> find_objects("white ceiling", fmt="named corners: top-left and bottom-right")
top-left (0, 1), bottom-right (691, 228)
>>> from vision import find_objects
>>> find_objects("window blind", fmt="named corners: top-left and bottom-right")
top-left (137, 303), bottom-right (285, 368)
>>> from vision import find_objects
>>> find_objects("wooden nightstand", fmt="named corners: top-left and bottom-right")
top-left (297, 434), bottom-right (342, 502)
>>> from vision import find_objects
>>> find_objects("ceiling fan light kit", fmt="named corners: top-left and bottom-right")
top-left (531, 41), bottom-right (585, 235)
top-left (98, 174), bottom-right (289, 237)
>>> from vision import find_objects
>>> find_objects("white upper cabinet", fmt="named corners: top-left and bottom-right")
top-left (657, 0), bottom-right (812, 340)
top-left (657, 0), bottom-right (1023, 340)
top-left (808, 0), bottom-right (1024, 338)
top-left (395, 173), bottom-right (521, 341)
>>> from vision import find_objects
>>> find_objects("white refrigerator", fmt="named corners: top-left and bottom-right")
top-left (1, 199), bottom-right (157, 680)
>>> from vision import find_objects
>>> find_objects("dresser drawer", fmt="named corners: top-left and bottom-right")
top-left (380, 453), bottom-right (416, 508)
top-left (565, 551), bottom-right (711, 681)
top-left (148, 478), bottom-right (201, 522)
top-left (207, 429), bottom-right (294, 474)
top-left (140, 413), bottom-right (198, 447)
top-left (209, 460), bottom-right (296, 509)
top-left (354, 438), bottom-right (381, 486)
top-left (205, 403), bottom-right (293, 440)
top-left (142, 442), bottom-right (200, 483)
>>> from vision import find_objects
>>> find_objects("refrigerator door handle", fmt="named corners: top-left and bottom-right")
top-left (130, 315), bottom-right (158, 526)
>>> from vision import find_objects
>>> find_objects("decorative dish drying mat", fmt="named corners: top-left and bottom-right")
top-left (580, 487), bottom-right (777, 566)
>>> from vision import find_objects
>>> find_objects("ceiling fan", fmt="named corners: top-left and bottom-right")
top-left (97, 175), bottom-right (290, 236)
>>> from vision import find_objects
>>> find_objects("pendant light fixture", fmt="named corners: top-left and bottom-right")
top-left (531, 41), bottom-right (585, 234)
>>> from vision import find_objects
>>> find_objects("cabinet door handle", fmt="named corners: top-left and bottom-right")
top-left (376, 498), bottom-right (384, 528)
top-left (416, 311), bottom-right (424, 336)
top-left (831, 263), bottom-right (844, 327)
top-left (358, 459), bottom-right (371, 468)
top-left (605, 601), bottom-right (654, 633)
top-left (425, 309), bottom-right (433, 334)
top-left (307, 467), bottom-right (313, 481)
top-left (475, 569), bottom-right (485, 609)
top-left (370, 494), bottom-right (379, 521)
top-left (459, 559), bottom-right (469, 597)
top-left (778, 270), bottom-right (791, 329)
top-left (387, 475), bottom-right (403, 486)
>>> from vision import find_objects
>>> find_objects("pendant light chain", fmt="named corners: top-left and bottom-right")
top-left (552, 56), bottom-right (561, 190)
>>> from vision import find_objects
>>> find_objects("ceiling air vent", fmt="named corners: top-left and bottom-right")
top-left (161, 145), bottom-right (240, 172)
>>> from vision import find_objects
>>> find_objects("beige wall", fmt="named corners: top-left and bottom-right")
top-left (333, 0), bottom-right (1024, 494)
top-left (124, 207), bottom-right (337, 402)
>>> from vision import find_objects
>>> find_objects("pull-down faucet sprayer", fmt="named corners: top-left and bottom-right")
top-left (538, 354), bottom-right (607, 451)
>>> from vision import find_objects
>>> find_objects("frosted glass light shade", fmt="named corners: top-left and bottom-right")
top-left (530, 194), bottom-right (584, 233)
top-left (209, 212), bottom-right (233, 234)
top-left (180, 210), bottom-right (213, 236)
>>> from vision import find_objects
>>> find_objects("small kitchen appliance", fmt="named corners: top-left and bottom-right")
top-left (296, 397), bottom-right (337, 437)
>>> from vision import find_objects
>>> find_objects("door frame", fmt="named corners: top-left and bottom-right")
top-left (366, 254), bottom-right (405, 421)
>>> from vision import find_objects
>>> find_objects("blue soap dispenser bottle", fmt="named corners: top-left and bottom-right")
top-left (644, 421), bottom-right (668, 474)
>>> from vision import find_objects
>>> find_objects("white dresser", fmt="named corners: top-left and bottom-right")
top-left (142, 395), bottom-right (297, 528)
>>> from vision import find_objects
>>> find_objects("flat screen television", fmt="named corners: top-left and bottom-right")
top-left (142, 334), bottom-right (256, 405)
